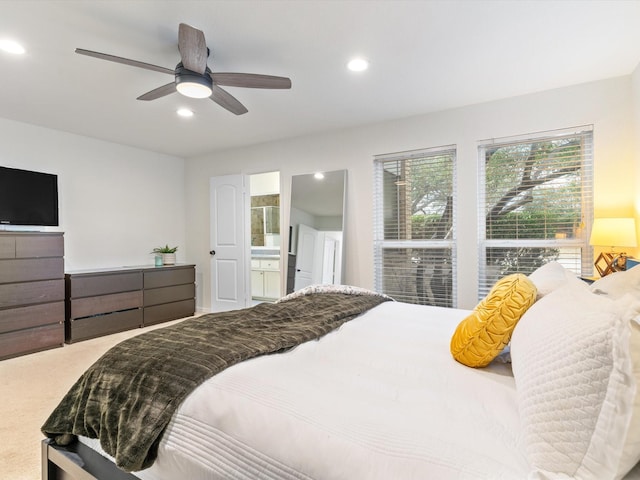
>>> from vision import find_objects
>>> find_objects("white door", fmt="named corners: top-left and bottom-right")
top-left (322, 231), bottom-right (343, 284)
top-left (210, 175), bottom-right (249, 312)
top-left (294, 224), bottom-right (318, 290)
top-left (321, 237), bottom-right (337, 284)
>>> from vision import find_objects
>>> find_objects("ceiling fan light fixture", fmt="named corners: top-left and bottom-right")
top-left (176, 80), bottom-right (212, 99)
top-left (175, 67), bottom-right (213, 98)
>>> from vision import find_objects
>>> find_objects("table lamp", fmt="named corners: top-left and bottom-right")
top-left (589, 217), bottom-right (638, 276)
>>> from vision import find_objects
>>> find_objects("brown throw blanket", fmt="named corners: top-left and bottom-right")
top-left (42, 291), bottom-right (390, 472)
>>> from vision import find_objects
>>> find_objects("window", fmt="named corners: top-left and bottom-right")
top-left (374, 146), bottom-right (456, 306)
top-left (478, 127), bottom-right (593, 297)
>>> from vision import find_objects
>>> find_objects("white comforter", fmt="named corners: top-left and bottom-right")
top-left (79, 301), bottom-right (523, 479)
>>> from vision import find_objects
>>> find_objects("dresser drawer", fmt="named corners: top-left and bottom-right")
top-left (16, 234), bottom-right (64, 258)
top-left (67, 271), bottom-right (143, 298)
top-left (144, 267), bottom-right (195, 289)
top-left (66, 308), bottom-right (142, 343)
top-left (0, 301), bottom-right (64, 334)
top-left (144, 283), bottom-right (195, 307)
top-left (0, 237), bottom-right (15, 259)
top-left (260, 259), bottom-right (280, 270)
top-left (0, 279), bottom-right (64, 309)
top-left (144, 299), bottom-right (195, 326)
top-left (0, 323), bottom-right (64, 360)
top-left (0, 257), bottom-right (64, 284)
top-left (69, 290), bottom-right (143, 319)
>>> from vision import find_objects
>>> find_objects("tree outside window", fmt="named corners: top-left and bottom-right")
top-left (374, 147), bottom-right (456, 307)
top-left (373, 128), bottom-right (592, 305)
top-left (478, 127), bottom-right (593, 297)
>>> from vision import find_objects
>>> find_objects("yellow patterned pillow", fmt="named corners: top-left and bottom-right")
top-left (450, 273), bottom-right (537, 368)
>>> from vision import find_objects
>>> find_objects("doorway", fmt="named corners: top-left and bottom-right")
top-left (249, 172), bottom-right (281, 304)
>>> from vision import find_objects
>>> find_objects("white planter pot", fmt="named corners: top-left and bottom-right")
top-left (162, 253), bottom-right (176, 265)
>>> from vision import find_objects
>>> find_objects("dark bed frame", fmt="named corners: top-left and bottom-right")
top-left (42, 439), bottom-right (138, 480)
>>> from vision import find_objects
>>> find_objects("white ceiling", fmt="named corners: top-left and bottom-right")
top-left (1, 0), bottom-right (640, 159)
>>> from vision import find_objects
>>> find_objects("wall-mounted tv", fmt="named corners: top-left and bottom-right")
top-left (0, 166), bottom-right (59, 226)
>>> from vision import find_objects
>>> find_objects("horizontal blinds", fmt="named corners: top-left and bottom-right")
top-left (374, 146), bottom-right (457, 307)
top-left (477, 127), bottom-right (593, 298)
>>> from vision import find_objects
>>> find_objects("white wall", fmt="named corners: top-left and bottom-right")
top-left (250, 171), bottom-right (280, 196)
top-left (632, 63), bottom-right (640, 254)
top-left (186, 75), bottom-right (635, 310)
top-left (0, 117), bottom-right (187, 271)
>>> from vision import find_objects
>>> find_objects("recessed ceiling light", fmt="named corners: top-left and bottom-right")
top-left (314, 172), bottom-right (325, 180)
top-left (177, 108), bottom-right (194, 117)
top-left (347, 57), bottom-right (369, 72)
top-left (0, 39), bottom-right (25, 55)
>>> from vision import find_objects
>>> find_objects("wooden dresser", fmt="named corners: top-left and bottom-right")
top-left (0, 232), bottom-right (65, 360)
top-left (65, 264), bottom-right (195, 343)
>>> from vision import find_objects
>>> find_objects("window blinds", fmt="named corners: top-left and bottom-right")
top-left (477, 126), bottom-right (594, 298)
top-left (374, 146), bottom-right (457, 307)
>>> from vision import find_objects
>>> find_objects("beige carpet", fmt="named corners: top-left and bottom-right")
top-left (0, 317), bottom-right (191, 480)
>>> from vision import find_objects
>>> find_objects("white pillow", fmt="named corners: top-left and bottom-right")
top-left (511, 283), bottom-right (640, 480)
top-left (591, 265), bottom-right (640, 299)
top-left (528, 261), bottom-right (584, 299)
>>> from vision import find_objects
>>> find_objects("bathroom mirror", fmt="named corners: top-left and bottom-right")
top-left (288, 170), bottom-right (346, 293)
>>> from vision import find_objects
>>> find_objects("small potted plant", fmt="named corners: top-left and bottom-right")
top-left (151, 245), bottom-right (178, 265)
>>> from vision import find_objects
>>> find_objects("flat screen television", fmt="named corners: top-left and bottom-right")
top-left (0, 166), bottom-right (59, 226)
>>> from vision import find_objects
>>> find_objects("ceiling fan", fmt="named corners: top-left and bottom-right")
top-left (75, 23), bottom-right (292, 115)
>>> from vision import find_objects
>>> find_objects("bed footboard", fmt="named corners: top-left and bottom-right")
top-left (42, 439), bottom-right (138, 480)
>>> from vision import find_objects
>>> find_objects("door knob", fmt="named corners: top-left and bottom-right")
top-left (209, 250), bottom-right (216, 256)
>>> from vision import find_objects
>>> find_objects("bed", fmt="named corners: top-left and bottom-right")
top-left (41, 268), bottom-right (640, 480)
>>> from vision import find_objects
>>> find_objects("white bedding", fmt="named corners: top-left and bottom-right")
top-left (82, 301), bottom-right (532, 479)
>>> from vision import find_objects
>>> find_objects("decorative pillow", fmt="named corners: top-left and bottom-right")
top-left (528, 261), bottom-right (584, 299)
top-left (590, 263), bottom-right (640, 299)
top-left (620, 319), bottom-right (640, 477)
top-left (450, 274), bottom-right (536, 368)
top-left (510, 283), bottom-right (640, 479)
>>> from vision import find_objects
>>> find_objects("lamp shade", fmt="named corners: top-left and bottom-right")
top-left (589, 218), bottom-right (638, 248)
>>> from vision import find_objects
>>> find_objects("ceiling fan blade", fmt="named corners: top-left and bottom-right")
top-left (212, 73), bottom-right (292, 89)
top-left (178, 23), bottom-right (208, 75)
top-left (137, 83), bottom-right (177, 101)
top-left (75, 48), bottom-right (174, 75)
top-left (210, 85), bottom-right (248, 115)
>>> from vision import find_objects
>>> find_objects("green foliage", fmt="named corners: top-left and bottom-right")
top-left (408, 156), bottom-right (454, 215)
top-left (487, 210), bottom-right (581, 239)
top-left (380, 134), bottom-right (587, 303)
top-left (484, 140), bottom-right (581, 216)
top-left (488, 247), bottom-right (560, 277)
top-left (151, 244), bottom-right (178, 254)
top-left (410, 214), bottom-right (445, 239)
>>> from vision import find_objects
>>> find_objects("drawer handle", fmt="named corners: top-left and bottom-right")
top-left (209, 250), bottom-right (216, 256)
